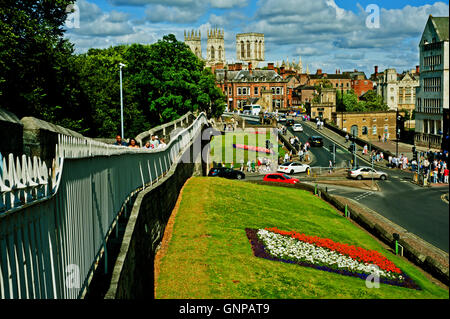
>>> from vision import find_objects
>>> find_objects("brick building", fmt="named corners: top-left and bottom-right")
top-left (308, 69), bottom-right (352, 93)
top-left (215, 63), bottom-right (288, 111)
top-left (332, 111), bottom-right (398, 141)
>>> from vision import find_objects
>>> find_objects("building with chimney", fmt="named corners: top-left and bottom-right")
top-left (215, 62), bottom-right (288, 112)
top-left (375, 68), bottom-right (420, 114)
top-left (415, 15), bottom-right (449, 150)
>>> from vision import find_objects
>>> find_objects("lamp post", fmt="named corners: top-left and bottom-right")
top-left (119, 63), bottom-right (126, 139)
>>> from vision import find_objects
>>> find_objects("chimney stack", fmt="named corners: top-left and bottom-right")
top-left (280, 66), bottom-right (285, 75)
top-left (374, 65), bottom-right (378, 75)
top-left (248, 62), bottom-right (252, 75)
top-left (317, 69), bottom-right (322, 75)
top-left (236, 63), bottom-right (242, 71)
top-left (268, 63), bottom-right (274, 70)
top-left (416, 65), bottom-right (420, 74)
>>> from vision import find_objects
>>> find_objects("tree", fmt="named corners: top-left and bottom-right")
top-left (74, 35), bottom-right (225, 137)
top-left (0, 0), bottom-right (89, 132)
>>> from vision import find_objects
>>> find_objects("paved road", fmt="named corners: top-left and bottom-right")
top-left (315, 180), bottom-right (449, 253)
top-left (268, 119), bottom-right (450, 253)
top-left (288, 121), bottom-right (354, 168)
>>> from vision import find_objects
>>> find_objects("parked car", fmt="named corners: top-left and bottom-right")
top-left (308, 136), bottom-right (323, 147)
top-left (348, 167), bottom-right (388, 180)
top-left (263, 173), bottom-right (300, 184)
top-left (208, 167), bottom-right (246, 180)
top-left (286, 119), bottom-right (295, 126)
top-left (292, 123), bottom-right (303, 132)
top-left (277, 162), bottom-right (310, 174)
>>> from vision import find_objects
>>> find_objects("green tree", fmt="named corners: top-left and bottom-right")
top-left (0, 0), bottom-right (89, 132)
top-left (360, 90), bottom-right (388, 111)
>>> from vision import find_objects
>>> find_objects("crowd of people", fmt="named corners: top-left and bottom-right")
top-left (114, 134), bottom-right (167, 149)
top-left (417, 150), bottom-right (449, 184)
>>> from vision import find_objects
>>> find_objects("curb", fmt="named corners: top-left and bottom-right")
top-left (441, 193), bottom-right (449, 205)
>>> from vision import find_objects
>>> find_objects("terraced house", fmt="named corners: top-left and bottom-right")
top-left (414, 15), bottom-right (449, 150)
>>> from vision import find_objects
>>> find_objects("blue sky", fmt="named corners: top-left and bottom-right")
top-left (65, 0), bottom-right (449, 76)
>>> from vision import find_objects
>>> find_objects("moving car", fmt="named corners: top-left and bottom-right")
top-left (308, 136), bottom-right (323, 147)
top-left (286, 119), bottom-right (295, 126)
top-left (277, 115), bottom-right (287, 122)
top-left (277, 162), bottom-right (310, 174)
top-left (292, 123), bottom-right (303, 132)
top-left (208, 167), bottom-right (246, 180)
top-left (348, 167), bottom-right (388, 180)
top-left (263, 173), bottom-right (300, 184)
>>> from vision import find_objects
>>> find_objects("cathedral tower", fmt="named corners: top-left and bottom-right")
top-left (236, 33), bottom-right (264, 67)
top-left (184, 29), bottom-right (202, 60)
top-left (206, 28), bottom-right (225, 67)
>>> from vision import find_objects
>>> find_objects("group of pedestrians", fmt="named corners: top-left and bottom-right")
top-left (419, 151), bottom-right (449, 184)
top-left (387, 154), bottom-right (408, 170)
top-left (239, 157), bottom-right (273, 173)
top-left (114, 134), bottom-right (166, 149)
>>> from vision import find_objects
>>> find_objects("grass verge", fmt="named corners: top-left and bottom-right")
top-left (155, 177), bottom-right (449, 299)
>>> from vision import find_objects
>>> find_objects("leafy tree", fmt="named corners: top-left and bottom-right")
top-left (75, 35), bottom-right (225, 137)
top-left (0, 0), bottom-right (90, 132)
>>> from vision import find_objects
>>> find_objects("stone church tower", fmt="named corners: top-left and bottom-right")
top-left (184, 29), bottom-right (202, 60)
top-left (236, 33), bottom-right (265, 67)
top-left (206, 28), bottom-right (225, 67)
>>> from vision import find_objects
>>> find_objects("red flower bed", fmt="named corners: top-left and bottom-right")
top-left (265, 227), bottom-right (401, 274)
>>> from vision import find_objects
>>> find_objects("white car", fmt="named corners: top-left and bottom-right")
top-left (293, 123), bottom-right (303, 132)
top-left (277, 162), bottom-right (310, 174)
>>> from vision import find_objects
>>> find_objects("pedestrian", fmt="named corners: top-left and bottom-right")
top-left (378, 134), bottom-right (381, 142)
top-left (329, 160), bottom-right (333, 174)
top-left (363, 144), bottom-right (368, 155)
top-left (444, 167), bottom-right (449, 184)
top-left (251, 160), bottom-right (256, 173)
top-left (284, 152), bottom-right (290, 163)
top-left (144, 141), bottom-right (151, 149)
top-left (433, 166), bottom-right (439, 184)
top-left (158, 138), bottom-right (167, 148)
top-left (240, 159), bottom-right (244, 171)
top-left (128, 138), bottom-right (140, 148)
top-left (299, 149), bottom-right (304, 162)
top-left (345, 134), bottom-right (349, 143)
top-left (114, 135), bottom-right (128, 146)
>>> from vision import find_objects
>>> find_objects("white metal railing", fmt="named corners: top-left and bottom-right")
top-left (0, 112), bottom-right (208, 299)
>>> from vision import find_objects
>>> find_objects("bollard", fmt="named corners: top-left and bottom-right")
top-left (393, 233), bottom-right (400, 255)
top-left (345, 204), bottom-right (348, 218)
top-left (314, 184), bottom-right (317, 195)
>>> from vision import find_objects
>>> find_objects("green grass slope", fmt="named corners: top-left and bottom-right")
top-left (156, 177), bottom-right (449, 299)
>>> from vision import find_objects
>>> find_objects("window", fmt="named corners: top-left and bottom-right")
top-left (254, 87), bottom-right (258, 95)
top-left (362, 126), bottom-right (368, 135)
top-left (237, 88), bottom-right (242, 95)
top-left (241, 41), bottom-right (245, 58)
top-left (211, 46), bottom-right (215, 59)
top-left (372, 125), bottom-right (377, 135)
top-left (247, 41), bottom-right (251, 58)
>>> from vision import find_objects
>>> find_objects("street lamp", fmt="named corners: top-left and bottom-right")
top-left (119, 63), bottom-right (127, 140)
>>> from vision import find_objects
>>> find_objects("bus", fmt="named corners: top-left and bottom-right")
top-left (243, 104), bottom-right (261, 116)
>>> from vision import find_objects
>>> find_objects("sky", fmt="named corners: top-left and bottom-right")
top-left (64, 0), bottom-right (449, 77)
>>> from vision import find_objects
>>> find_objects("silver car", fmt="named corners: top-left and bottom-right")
top-left (348, 167), bottom-right (388, 180)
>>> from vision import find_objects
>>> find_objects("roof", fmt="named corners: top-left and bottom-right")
top-left (430, 16), bottom-right (449, 41)
top-left (309, 74), bottom-right (351, 80)
top-left (215, 69), bottom-right (285, 83)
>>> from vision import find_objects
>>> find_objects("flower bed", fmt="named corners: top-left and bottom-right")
top-left (233, 144), bottom-right (273, 154)
top-left (245, 228), bottom-right (420, 290)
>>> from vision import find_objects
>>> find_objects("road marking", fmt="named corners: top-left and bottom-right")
top-left (354, 191), bottom-right (374, 201)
